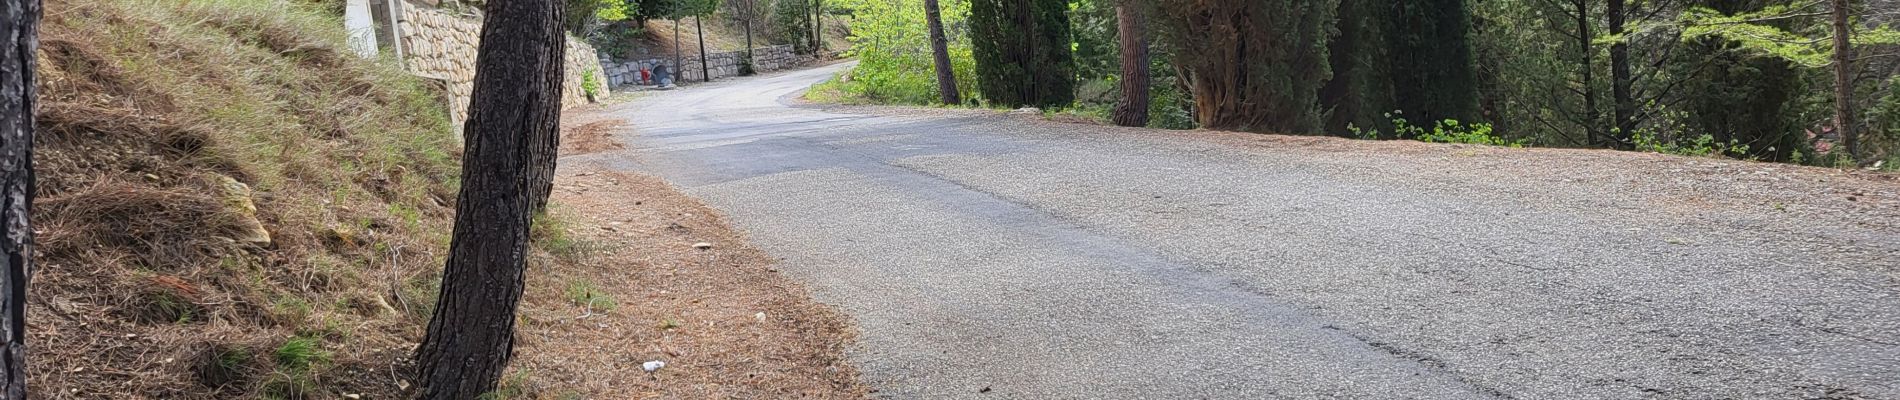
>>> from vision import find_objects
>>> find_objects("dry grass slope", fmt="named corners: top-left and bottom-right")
top-left (33, 0), bottom-right (460, 397)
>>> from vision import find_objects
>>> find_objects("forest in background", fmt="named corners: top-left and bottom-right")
top-left (812, 0), bottom-right (1900, 169)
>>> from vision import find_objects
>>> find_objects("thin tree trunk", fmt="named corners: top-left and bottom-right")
top-left (1608, 0), bottom-right (1634, 147)
top-left (1832, 0), bottom-right (1859, 160)
top-left (744, 0), bottom-right (755, 74)
top-left (697, 16), bottom-right (710, 82)
top-left (413, 0), bottom-right (565, 397)
top-left (1112, 3), bottom-right (1151, 127)
top-left (814, 0), bottom-right (823, 52)
top-left (674, 19), bottom-right (683, 83)
top-left (1575, 0), bottom-right (1601, 147)
top-left (925, 0), bottom-right (961, 105)
top-left (810, 0), bottom-right (819, 53)
top-left (0, 0), bottom-right (38, 396)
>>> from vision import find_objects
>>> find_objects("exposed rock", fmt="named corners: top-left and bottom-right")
top-left (215, 175), bottom-right (272, 245)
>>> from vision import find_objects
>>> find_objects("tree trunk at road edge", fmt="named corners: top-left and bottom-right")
top-left (697, 15), bottom-right (710, 82)
top-left (925, 0), bottom-right (961, 105)
top-left (674, 19), bottom-right (683, 82)
top-left (1112, 3), bottom-right (1150, 127)
top-left (1573, 0), bottom-right (1601, 147)
top-left (412, 0), bottom-right (564, 396)
top-left (1608, 0), bottom-right (1634, 147)
top-left (814, 0), bottom-right (823, 52)
top-left (0, 0), bottom-right (38, 396)
top-left (1832, 0), bottom-right (1859, 161)
top-left (743, 0), bottom-right (755, 75)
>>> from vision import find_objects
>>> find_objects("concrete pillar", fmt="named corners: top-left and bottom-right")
top-left (344, 0), bottom-right (378, 58)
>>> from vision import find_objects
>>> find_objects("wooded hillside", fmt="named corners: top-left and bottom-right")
top-left (818, 0), bottom-right (1900, 170)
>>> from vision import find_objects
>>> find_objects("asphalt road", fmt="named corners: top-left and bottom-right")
top-left (569, 63), bottom-right (1900, 399)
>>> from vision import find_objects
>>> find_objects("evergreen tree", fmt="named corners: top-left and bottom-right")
top-left (1382, 0), bottom-right (1479, 125)
top-left (1679, 0), bottom-right (1808, 161)
top-left (1156, 0), bottom-right (1338, 133)
top-left (969, 0), bottom-right (1076, 108)
top-left (1320, 0), bottom-right (1393, 136)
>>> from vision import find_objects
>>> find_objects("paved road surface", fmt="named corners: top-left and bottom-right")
top-left (568, 63), bottom-right (1900, 399)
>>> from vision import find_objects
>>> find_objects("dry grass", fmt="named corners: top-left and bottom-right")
top-left (33, 0), bottom-right (457, 397)
top-left (33, 1), bottom-right (867, 398)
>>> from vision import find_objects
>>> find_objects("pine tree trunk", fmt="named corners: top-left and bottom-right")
top-left (1112, 3), bottom-right (1150, 127)
top-left (697, 16), bottom-right (710, 82)
top-left (814, 0), bottom-right (823, 52)
top-left (1574, 0), bottom-right (1601, 147)
top-left (412, 0), bottom-right (565, 397)
top-left (0, 0), bottom-right (38, 396)
top-left (1608, 0), bottom-right (1635, 147)
top-left (1832, 0), bottom-right (1858, 161)
top-left (744, 0), bottom-right (755, 75)
top-left (925, 0), bottom-right (961, 105)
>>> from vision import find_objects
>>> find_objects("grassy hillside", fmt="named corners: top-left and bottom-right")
top-left (33, 0), bottom-right (459, 397)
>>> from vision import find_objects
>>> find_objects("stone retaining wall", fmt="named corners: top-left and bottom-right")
top-left (397, 1), bottom-right (605, 125)
top-left (599, 45), bottom-right (811, 87)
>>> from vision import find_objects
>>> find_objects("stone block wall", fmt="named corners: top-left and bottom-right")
top-left (599, 45), bottom-right (812, 87)
top-left (397, 1), bottom-right (606, 126)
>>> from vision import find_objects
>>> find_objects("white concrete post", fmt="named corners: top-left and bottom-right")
top-left (343, 0), bottom-right (378, 58)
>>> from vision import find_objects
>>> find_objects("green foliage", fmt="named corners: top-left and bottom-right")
top-left (1068, 0), bottom-right (1120, 82)
top-left (530, 211), bottom-right (607, 263)
top-left (1676, 37), bottom-right (1807, 162)
top-left (1381, 0), bottom-right (1480, 124)
top-left (827, 0), bottom-right (980, 105)
top-left (1871, 77), bottom-right (1900, 165)
top-left (565, 279), bottom-right (619, 312)
top-left (1147, 77), bottom-right (1197, 130)
top-left (1633, 129), bottom-right (1750, 158)
top-left (773, 0), bottom-right (816, 54)
top-left (581, 67), bottom-right (604, 98)
top-left (273, 337), bottom-right (328, 371)
top-left (1678, 4), bottom-right (1900, 68)
top-left (636, 0), bottom-right (719, 21)
top-left (969, 0), bottom-right (1076, 108)
top-left (1351, 111), bottom-right (1524, 147)
top-left (565, 0), bottom-right (637, 34)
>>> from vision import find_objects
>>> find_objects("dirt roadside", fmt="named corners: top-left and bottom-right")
top-left (499, 116), bottom-right (867, 398)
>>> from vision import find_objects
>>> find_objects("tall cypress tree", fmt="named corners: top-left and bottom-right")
top-left (1320, 0), bottom-right (1393, 136)
top-left (1156, 0), bottom-right (1338, 133)
top-left (969, 0), bottom-right (1075, 108)
top-left (1382, 0), bottom-right (1478, 125)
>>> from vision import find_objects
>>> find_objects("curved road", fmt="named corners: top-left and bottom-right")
top-left (569, 63), bottom-right (1900, 399)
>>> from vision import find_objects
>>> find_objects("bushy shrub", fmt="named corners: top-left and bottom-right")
top-left (968, 0), bottom-right (1075, 108)
top-left (1352, 111), bottom-right (1523, 147)
top-left (772, 0), bottom-right (814, 54)
top-left (826, 0), bottom-right (979, 105)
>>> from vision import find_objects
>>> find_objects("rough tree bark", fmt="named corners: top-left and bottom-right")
top-left (1112, 3), bottom-right (1150, 127)
top-left (814, 0), bottom-right (823, 52)
top-left (1608, 0), bottom-right (1635, 147)
top-left (1574, 0), bottom-right (1602, 147)
top-left (0, 0), bottom-right (36, 396)
top-left (743, 0), bottom-right (755, 74)
top-left (1832, 0), bottom-right (1859, 160)
top-left (412, 0), bottom-right (564, 397)
top-left (697, 15), bottom-right (710, 82)
top-left (924, 0), bottom-right (961, 105)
